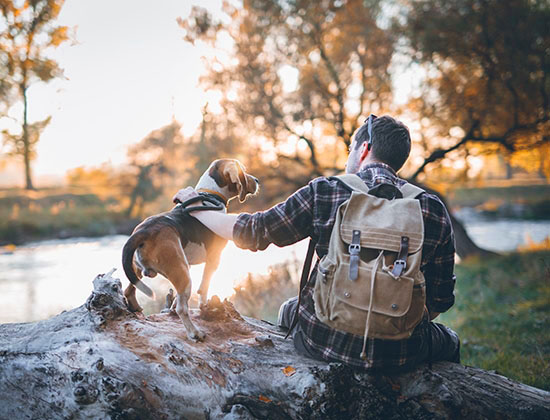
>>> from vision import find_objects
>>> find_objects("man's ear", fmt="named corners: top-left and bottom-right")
top-left (359, 141), bottom-right (370, 161)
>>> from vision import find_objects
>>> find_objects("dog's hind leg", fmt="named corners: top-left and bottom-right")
top-left (124, 264), bottom-right (144, 312)
top-left (158, 236), bottom-right (205, 341)
top-left (173, 276), bottom-right (205, 341)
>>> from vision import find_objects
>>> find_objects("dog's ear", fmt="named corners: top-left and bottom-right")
top-left (223, 160), bottom-right (256, 202)
top-left (222, 160), bottom-right (245, 202)
top-left (240, 162), bottom-right (258, 202)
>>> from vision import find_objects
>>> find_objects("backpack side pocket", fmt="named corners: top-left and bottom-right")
top-left (313, 256), bottom-right (336, 322)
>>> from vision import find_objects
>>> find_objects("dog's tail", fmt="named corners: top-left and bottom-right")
top-left (122, 231), bottom-right (156, 299)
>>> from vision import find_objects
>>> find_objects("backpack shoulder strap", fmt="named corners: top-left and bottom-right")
top-left (399, 182), bottom-right (425, 199)
top-left (331, 174), bottom-right (370, 194)
top-left (285, 238), bottom-right (316, 339)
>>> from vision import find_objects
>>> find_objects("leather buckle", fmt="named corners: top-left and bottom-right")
top-left (348, 230), bottom-right (361, 281)
top-left (348, 243), bottom-right (361, 255)
top-left (391, 259), bottom-right (406, 278)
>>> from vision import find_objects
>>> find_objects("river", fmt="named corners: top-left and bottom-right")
top-left (1, 215), bottom-right (549, 324)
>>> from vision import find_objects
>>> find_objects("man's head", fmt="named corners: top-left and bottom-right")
top-left (346, 115), bottom-right (411, 174)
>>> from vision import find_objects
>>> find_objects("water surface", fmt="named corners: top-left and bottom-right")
top-left (1, 217), bottom-right (549, 324)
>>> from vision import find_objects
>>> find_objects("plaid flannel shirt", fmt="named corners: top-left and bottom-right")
top-left (233, 163), bottom-right (456, 370)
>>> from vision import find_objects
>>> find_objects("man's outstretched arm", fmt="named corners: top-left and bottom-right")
top-left (173, 187), bottom-right (237, 241)
top-left (192, 211), bottom-right (238, 241)
top-left (174, 182), bottom-right (315, 252)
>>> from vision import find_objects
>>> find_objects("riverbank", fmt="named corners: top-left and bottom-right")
top-left (1, 184), bottom-right (549, 246)
top-left (450, 184), bottom-right (550, 220)
top-left (0, 188), bottom-right (139, 245)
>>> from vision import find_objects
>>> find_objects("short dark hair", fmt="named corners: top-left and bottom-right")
top-left (353, 115), bottom-right (411, 172)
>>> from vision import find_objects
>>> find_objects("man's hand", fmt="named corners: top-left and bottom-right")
top-left (173, 186), bottom-right (199, 204)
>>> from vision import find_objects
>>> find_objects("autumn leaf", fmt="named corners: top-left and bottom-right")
top-left (282, 366), bottom-right (296, 377)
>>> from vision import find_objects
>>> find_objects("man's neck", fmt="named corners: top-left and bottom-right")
top-left (358, 160), bottom-right (397, 175)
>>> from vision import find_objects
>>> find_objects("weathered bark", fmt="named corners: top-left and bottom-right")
top-left (1, 271), bottom-right (548, 420)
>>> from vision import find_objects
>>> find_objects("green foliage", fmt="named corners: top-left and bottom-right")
top-left (180, 0), bottom-right (395, 199)
top-left (439, 251), bottom-right (550, 390)
top-left (0, 0), bottom-right (70, 189)
top-left (399, 0), bottom-right (550, 180)
top-left (124, 122), bottom-right (184, 218)
top-left (2, 116), bottom-right (51, 159)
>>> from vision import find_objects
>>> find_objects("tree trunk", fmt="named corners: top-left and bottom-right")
top-left (22, 86), bottom-right (34, 190)
top-left (448, 211), bottom-right (497, 259)
top-left (408, 180), bottom-right (498, 259)
top-left (2, 272), bottom-right (548, 419)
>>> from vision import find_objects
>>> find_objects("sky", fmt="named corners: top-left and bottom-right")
top-left (0, 0), bottom-right (224, 186)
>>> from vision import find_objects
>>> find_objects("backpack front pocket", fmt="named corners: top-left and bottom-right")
top-left (328, 262), bottom-right (415, 338)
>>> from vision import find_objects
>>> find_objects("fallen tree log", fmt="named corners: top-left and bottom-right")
top-left (0, 271), bottom-right (548, 420)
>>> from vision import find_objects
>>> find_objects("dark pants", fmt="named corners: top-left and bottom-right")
top-left (277, 297), bottom-right (325, 361)
top-left (278, 296), bottom-right (460, 365)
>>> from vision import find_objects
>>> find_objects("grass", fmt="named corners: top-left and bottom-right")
top-left (438, 250), bottom-right (550, 390)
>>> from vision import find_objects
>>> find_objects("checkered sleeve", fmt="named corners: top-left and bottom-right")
top-left (419, 193), bottom-right (457, 313)
top-left (232, 183), bottom-right (315, 251)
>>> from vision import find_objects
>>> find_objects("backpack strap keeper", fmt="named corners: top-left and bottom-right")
top-left (349, 230), bottom-right (361, 281)
top-left (391, 236), bottom-right (409, 278)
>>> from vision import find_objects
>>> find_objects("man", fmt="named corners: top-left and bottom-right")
top-left (174, 115), bottom-right (459, 371)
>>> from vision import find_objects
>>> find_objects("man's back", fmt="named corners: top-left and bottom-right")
top-left (234, 162), bottom-right (458, 370)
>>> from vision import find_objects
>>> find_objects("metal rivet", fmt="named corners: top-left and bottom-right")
top-left (391, 303), bottom-right (398, 310)
top-left (344, 292), bottom-right (351, 298)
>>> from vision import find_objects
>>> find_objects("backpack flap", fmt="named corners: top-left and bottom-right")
top-left (339, 191), bottom-right (424, 253)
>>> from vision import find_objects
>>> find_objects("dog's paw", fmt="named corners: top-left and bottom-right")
top-left (126, 302), bottom-right (143, 313)
top-left (188, 329), bottom-right (206, 342)
top-left (199, 295), bottom-right (208, 308)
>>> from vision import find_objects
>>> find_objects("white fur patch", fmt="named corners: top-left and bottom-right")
top-left (195, 169), bottom-right (233, 202)
top-left (184, 242), bottom-right (207, 265)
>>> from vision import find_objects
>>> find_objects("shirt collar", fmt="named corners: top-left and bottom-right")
top-left (358, 162), bottom-right (397, 176)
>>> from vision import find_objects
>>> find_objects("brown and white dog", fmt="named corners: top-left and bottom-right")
top-left (122, 159), bottom-right (259, 340)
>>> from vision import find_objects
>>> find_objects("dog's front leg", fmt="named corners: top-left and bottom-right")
top-left (198, 252), bottom-right (221, 307)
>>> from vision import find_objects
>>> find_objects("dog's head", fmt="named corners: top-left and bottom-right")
top-left (205, 159), bottom-right (259, 203)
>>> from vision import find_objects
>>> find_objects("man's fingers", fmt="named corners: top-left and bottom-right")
top-left (173, 187), bottom-right (198, 203)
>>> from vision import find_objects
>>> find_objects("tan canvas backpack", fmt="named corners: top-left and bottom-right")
top-left (313, 174), bottom-right (427, 359)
